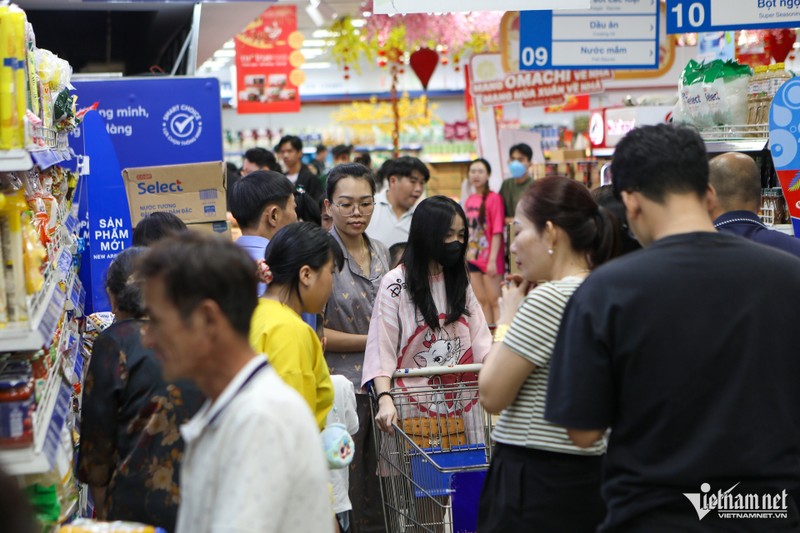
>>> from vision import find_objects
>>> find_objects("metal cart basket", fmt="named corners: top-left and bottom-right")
top-left (370, 364), bottom-right (491, 533)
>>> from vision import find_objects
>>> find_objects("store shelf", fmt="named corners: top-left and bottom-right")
top-left (30, 146), bottom-right (73, 171)
top-left (0, 149), bottom-right (34, 172)
top-left (0, 248), bottom-right (72, 352)
top-left (592, 148), bottom-right (615, 157)
top-left (0, 358), bottom-right (72, 476)
top-left (425, 155), bottom-right (476, 164)
top-left (704, 139), bottom-right (769, 153)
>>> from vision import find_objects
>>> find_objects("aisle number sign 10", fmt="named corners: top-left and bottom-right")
top-left (666, 0), bottom-right (800, 33)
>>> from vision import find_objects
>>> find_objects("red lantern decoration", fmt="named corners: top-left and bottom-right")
top-left (409, 47), bottom-right (440, 117)
top-left (409, 47), bottom-right (439, 91)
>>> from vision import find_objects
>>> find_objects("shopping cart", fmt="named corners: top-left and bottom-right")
top-left (369, 364), bottom-right (491, 533)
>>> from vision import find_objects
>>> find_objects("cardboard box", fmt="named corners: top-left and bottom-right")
top-left (187, 220), bottom-right (232, 240)
top-left (123, 161), bottom-right (226, 225)
top-left (548, 149), bottom-right (586, 163)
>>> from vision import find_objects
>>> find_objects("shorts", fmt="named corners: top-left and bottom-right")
top-left (467, 262), bottom-right (482, 273)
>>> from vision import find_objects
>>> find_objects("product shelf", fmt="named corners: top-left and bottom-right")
top-left (0, 149), bottom-right (34, 172)
top-left (0, 247), bottom-right (72, 352)
top-left (0, 349), bottom-right (72, 476)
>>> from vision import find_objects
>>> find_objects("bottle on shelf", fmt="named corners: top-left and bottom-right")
top-left (747, 66), bottom-right (767, 131)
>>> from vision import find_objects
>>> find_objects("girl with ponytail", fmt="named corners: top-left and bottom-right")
top-left (250, 221), bottom-right (343, 430)
top-left (463, 158), bottom-right (506, 325)
top-left (477, 176), bottom-right (621, 533)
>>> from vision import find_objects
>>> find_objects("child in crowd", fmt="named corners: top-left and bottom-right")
top-left (327, 375), bottom-right (359, 533)
top-left (250, 222), bottom-right (342, 430)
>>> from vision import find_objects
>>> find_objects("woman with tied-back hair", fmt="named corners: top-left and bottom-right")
top-left (477, 176), bottom-right (622, 533)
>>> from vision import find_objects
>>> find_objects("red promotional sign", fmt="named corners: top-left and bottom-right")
top-left (235, 5), bottom-right (304, 114)
top-left (471, 70), bottom-right (612, 108)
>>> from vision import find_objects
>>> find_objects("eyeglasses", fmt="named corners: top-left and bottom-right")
top-left (332, 200), bottom-right (375, 216)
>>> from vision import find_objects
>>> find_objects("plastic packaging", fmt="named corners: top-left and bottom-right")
top-left (676, 59), bottom-right (753, 128)
top-left (0, 190), bottom-right (29, 322)
top-left (59, 519), bottom-right (167, 533)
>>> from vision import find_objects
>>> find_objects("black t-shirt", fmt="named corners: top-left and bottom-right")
top-left (545, 232), bottom-right (800, 530)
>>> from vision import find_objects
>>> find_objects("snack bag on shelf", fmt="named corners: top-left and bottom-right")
top-left (60, 519), bottom-right (167, 533)
top-left (25, 21), bottom-right (40, 120)
top-left (21, 212), bottom-right (46, 294)
top-left (0, 190), bottom-right (30, 322)
top-left (10, 7), bottom-right (28, 149)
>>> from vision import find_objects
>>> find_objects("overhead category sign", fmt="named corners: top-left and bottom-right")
top-left (519, 0), bottom-right (660, 70)
top-left (373, 0), bottom-right (589, 15)
top-left (469, 66), bottom-right (612, 107)
top-left (666, 0), bottom-right (800, 33)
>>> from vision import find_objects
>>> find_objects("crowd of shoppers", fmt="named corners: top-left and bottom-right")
top-left (71, 124), bottom-right (800, 533)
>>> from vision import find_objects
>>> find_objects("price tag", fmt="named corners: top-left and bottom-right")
top-left (666, 0), bottom-right (800, 33)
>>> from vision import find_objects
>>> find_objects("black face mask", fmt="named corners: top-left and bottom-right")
top-left (435, 241), bottom-right (463, 269)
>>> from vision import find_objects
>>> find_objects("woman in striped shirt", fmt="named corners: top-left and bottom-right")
top-left (477, 177), bottom-right (621, 533)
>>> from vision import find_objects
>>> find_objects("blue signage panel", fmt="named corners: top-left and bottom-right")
top-left (70, 77), bottom-right (223, 313)
top-left (520, 0), bottom-right (660, 70)
top-left (667, 0), bottom-right (800, 34)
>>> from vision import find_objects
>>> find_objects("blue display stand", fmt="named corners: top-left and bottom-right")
top-left (70, 77), bottom-right (223, 312)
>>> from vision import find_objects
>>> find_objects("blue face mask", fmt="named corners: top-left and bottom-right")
top-left (509, 160), bottom-right (527, 178)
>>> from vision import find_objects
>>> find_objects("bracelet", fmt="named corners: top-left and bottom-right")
top-left (376, 391), bottom-right (394, 403)
top-left (493, 324), bottom-right (510, 343)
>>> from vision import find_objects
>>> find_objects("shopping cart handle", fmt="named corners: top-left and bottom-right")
top-left (392, 363), bottom-right (483, 378)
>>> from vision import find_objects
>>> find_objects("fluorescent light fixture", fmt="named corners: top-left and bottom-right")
top-left (223, 39), bottom-right (235, 50)
top-left (352, 18), bottom-right (366, 27)
top-left (306, 3), bottom-right (325, 26)
top-left (213, 49), bottom-right (236, 58)
top-left (301, 62), bottom-right (332, 69)
top-left (363, 11), bottom-right (372, 17)
top-left (313, 30), bottom-right (336, 38)
top-left (301, 48), bottom-right (325, 59)
top-left (302, 39), bottom-right (329, 47)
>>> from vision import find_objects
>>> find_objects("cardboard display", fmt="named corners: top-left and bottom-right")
top-left (187, 220), bottom-right (233, 240)
top-left (122, 161), bottom-right (226, 225)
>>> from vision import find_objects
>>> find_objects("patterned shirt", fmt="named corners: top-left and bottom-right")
top-left (324, 228), bottom-right (391, 389)
top-left (77, 319), bottom-right (204, 533)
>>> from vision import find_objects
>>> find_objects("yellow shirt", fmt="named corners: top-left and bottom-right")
top-left (249, 299), bottom-right (333, 430)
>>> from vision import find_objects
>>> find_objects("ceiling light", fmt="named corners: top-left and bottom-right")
top-left (213, 49), bottom-right (236, 58)
top-left (301, 62), bottom-right (332, 70)
top-left (351, 19), bottom-right (366, 27)
top-left (301, 48), bottom-right (325, 59)
top-left (302, 39), bottom-right (329, 48)
top-left (222, 40), bottom-right (235, 50)
top-left (313, 30), bottom-right (336, 38)
top-left (363, 11), bottom-right (372, 17)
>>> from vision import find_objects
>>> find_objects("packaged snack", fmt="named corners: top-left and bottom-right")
top-left (59, 519), bottom-right (167, 533)
top-left (0, 190), bottom-right (29, 322)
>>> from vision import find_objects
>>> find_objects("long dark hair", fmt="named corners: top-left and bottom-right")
top-left (469, 158), bottom-right (492, 225)
top-left (264, 222), bottom-right (343, 306)
top-left (520, 176), bottom-right (620, 268)
top-left (105, 247), bottom-right (148, 318)
top-left (402, 196), bottom-right (470, 331)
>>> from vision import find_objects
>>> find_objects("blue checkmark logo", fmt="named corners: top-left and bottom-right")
top-left (169, 113), bottom-right (196, 138)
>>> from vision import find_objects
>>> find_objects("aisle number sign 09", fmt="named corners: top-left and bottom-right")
top-left (666, 0), bottom-right (800, 33)
top-left (519, 1), bottom-right (660, 70)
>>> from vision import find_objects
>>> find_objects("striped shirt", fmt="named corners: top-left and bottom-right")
top-left (492, 276), bottom-right (605, 456)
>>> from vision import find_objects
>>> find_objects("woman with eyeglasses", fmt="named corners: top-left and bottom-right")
top-left (322, 162), bottom-right (391, 532)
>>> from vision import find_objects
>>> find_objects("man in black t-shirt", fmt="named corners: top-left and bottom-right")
top-left (545, 124), bottom-right (800, 532)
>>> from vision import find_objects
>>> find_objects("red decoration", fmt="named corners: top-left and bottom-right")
top-left (766, 29), bottom-right (796, 63)
top-left (409, 47), bottom-right (439, 90)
